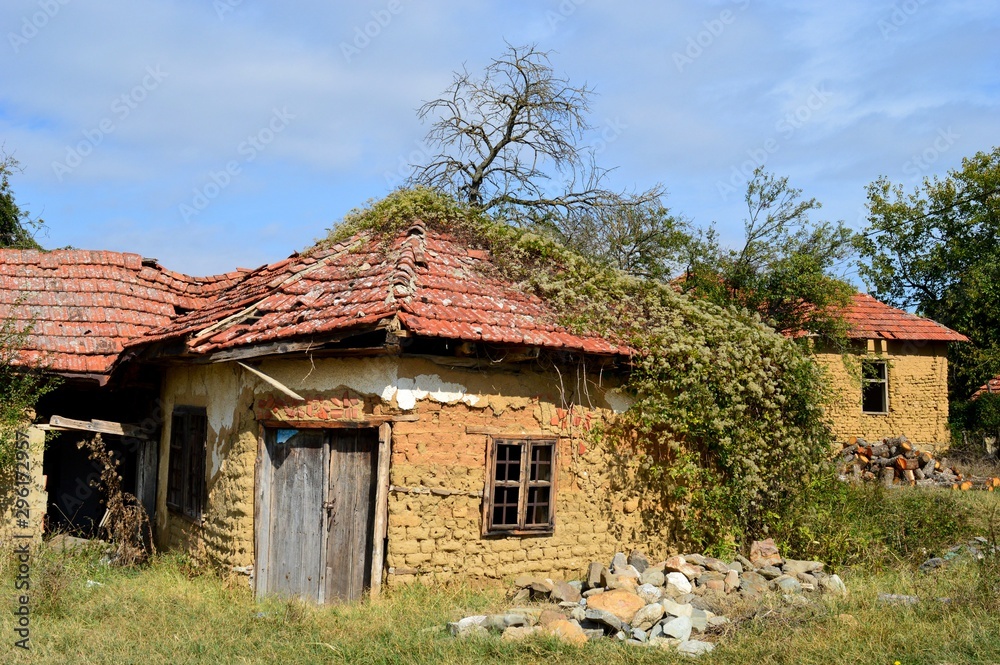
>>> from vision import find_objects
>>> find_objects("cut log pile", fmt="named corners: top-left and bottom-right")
top-left (838, 435), bottom-right (1000, 491)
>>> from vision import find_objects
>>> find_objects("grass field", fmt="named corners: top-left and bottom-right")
top-left (3, 488), bottom-right (999, 664)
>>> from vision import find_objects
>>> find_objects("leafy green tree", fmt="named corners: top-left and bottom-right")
top-left (857, 147), bottom-right (1000, 400)
top-left (681, 168), bottom-right (856, 339)
top-left (0, 152), bottom-right (43, 249)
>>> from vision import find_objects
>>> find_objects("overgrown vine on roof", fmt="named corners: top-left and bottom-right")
top-left (320, 187), bottom-right (836, 554)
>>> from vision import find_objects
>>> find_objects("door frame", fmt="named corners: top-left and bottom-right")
top-left (253, 421), bottom-right (391, 602)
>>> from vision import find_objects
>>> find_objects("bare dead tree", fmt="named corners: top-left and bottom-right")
top-left (408, 43), bottom-right (663, 228)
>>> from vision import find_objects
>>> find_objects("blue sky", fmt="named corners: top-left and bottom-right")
top-left (2, 0), bottom-right (998, 277)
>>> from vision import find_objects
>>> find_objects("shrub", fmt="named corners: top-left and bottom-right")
top-left (773, 476), bottom-right (975, 568)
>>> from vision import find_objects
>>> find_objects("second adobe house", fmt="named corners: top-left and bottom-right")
top-left (0, 205), bottom-right (967, 603)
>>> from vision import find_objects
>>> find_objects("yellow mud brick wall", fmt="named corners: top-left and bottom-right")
top-left (814, 339), bottom-right (951, 449)
top-left (156, 362), bottom-right (258, 569)
top-left (156, 355), bottom-right (666, 581)
top-left (0, 427), bottom-right (47, 544)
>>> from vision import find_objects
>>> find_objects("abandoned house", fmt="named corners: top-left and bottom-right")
top-left (0, 224), bottom-right (969, 602)
top-left (814, 293), bottom-right (967, 449)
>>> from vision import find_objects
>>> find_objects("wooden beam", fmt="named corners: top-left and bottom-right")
top-left (237, 362), bottom-right (305, 401)
top-left (369, 423), bottom-right (392, 598)
top-left (258, 416), bottom-right (418, 430)
top-left (48, 415), bottom-right (149, 440)
top-left (390, 485), bottom-right (483, 498)
top-left (465, 426), bottom-right (558, 438)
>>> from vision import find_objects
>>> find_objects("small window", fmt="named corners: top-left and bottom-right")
top-left (862, 360), bottom-right (888, 414)
top-left (167, 407), bottom-right (207, 520)
top-left (484, 438), bottom-right (555, 534)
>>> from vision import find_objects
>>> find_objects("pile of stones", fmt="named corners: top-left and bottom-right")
top-left (448, 539), bottom-right (847, 656)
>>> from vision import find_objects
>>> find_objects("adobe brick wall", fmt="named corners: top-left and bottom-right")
top-left (0, 427), bottom-right (47, 544)
top-left (155, 356), bottom-right (665, 584)
top-left (384, 398), bottom-right (668, 586)
top-left (814, 340), bottom-right (952, 449)
top-left (156, 362), bottom-right (257, 569)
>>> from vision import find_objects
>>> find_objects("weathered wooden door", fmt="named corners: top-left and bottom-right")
top-left (256, 426), bottom-right (383, 603)
top-left (324, 429), bottom-right (378, 601)
top-left (260, 429), bottom-right (327, 600)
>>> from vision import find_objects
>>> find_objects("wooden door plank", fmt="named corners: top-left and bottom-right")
top-left (370, 423), bottom-right (392, 597)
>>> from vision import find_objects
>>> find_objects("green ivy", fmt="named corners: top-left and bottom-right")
top-left (322, 188), bottom-right (837, 552)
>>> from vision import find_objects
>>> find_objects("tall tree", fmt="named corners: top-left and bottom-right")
top-left (857, 146), bottom-right (1000, 400)
top-left (681, 168), bottom-right (856, 338)
top-left (0, 152), bottom-right (43, 249)
top-left (407, 42), bottom-right (666, 267)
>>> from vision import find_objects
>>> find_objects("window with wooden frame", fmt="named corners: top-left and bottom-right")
top-left (483, 438), bottom-right (556, 535)
top-left (861, 359), bottom-right (889, 414)
top-left (166, 406), bottom-right (207, 521)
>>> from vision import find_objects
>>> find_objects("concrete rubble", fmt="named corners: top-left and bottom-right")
top-left (447, 538), bottom-right (848, 656)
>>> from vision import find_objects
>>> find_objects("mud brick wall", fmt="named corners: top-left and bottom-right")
top-left (0, 427), bottom-right (47, 544)
top-left (156, 355), bottom-right (667, 582)
top-left (815, 340), bottom-right (952, 449)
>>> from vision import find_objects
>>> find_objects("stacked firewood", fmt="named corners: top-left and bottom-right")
top-left (838, 435), bottom-right (1000, 490)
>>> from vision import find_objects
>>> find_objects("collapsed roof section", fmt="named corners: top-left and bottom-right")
top-left (128, 220), bottom-right (630, 363)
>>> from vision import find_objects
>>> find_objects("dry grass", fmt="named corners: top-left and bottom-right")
top-left (2, 490), bottom-right (999, 664)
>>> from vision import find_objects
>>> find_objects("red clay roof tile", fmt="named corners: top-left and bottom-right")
top-left (0, 249), bottom-right (244, 378)
top-left (133, 221), bottom-right (627, 358)
top-left (841, 293), bottom-right (967, 342)
top-left (972, 375), bottom-right (1000, 400)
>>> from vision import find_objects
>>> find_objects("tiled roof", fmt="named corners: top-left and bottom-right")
top-left (972, 375), bottom-right (1000, 400)
top-left (134, 221), bottom-right (628, 357)
top-left (842, 293), bottom-right (968, 342)
top-left (0, 249), bottom-right (245, 379)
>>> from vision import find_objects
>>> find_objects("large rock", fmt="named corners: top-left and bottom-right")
top-left (587, 562), bottom-right (604, 588)
top-left (604, 572), bottom-right (640, 591)
top-left (586, 588), bottom-right (646, 624)
top-left (782, 559), bottom-right (824, 576)
top-left (750, 538), bottom-right (783, 568)
top-left (628, 550), bottom-right (650, 573)
top-left (543, 619), bottom-right (589, 645)
top-left (640, 567), bottom-right (665, 587)
top-left (664, 555), bottom-right (704, 580)
top-left (636, 583), bottom-right (663, 604)
top-left (661, 615), bottom-right (693, 642)
top-left (611, 552), bottom-right (628, 572)
top-left (501, 626), bottom-right (539, 641)
top-left (758, 566), bottom-right (783, 580)
top-left (537, 609), bottom-right (568, 627)
top-left (678, 639), bottom-right (715, 656)
top-left (632, 603), bottom-right (665, 630)
top-left (666, 572), bottom-right (693, 595)
top-left (584, 608), bottom-right (623, 631)
top-left (660, 598), bottom-right (694, 618)
top-left (448, 615), bottom-right (488, 637)
top-left (550, 580), bottom-right (582, 604)
top-left (724, 569), bottom-right (740, 593)
top-left (740, 571), bottom-right (769, 597)
top-left (703, 557), bottom-right (731, 574)
top-left (819, 574), bottom-right (848, 597)
top-left (690, 608), bottom-right (709, 633)
top-left (773, 575), bottom-right (802, 594)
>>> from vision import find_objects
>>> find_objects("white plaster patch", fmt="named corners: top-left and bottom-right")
top-left (394, 374), bottom-right (480, 411)
top-left (262, 356), bottom-right (399, 402)
top-left (259, 358), bottom-right (480, 412)
top-left (605, 388), bottom-right (636, 414)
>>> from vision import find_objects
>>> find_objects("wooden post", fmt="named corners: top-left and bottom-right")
top-left (369, 423), bottom-right (392, 598)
